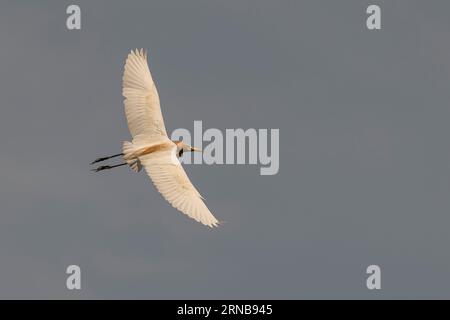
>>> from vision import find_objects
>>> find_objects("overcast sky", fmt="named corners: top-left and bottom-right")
top-left (0, 0), bottom-right (450, 298)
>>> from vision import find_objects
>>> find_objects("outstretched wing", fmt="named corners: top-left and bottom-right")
top-left (122, 49), bottom-right (168, 140)
top-left (139, 147), bottom-right (220, 228)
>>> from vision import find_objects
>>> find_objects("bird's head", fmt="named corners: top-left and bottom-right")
top-left (173, 140), bottom-right (202, 157)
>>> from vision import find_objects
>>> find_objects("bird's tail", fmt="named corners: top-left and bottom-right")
top-left (122, 141), bottom-right (142, 172)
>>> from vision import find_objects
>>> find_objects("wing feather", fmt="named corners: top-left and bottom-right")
top-left (122, 49), bottom-right (168, 140)
top-left (139, 147), bottom-right (219, 227)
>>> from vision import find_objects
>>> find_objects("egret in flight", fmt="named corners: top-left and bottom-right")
top-left (91, 49), bottom-right (220, 228)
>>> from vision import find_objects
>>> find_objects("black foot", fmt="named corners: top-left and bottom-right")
top-left (91, 165), bottom-right (112, 172)
top-left (90, 157), bottom-right (110, 165)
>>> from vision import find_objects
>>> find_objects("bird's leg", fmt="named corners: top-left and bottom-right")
top-left (90, 153), bottom-right (124, 165)
top-left (91, 162), bottom-right (128, 172)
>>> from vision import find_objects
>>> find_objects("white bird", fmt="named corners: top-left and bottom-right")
top-left (91, 49), bottom-right (220, 228)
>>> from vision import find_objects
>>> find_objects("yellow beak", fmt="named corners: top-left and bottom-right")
top-left (191, 147), bottom-right (202, 152)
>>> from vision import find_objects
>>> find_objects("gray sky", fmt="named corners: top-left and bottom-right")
top-left (0, 0), bottom-right (450, 298)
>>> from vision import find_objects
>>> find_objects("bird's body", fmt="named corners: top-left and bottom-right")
top-left (91, 49), bottom-right (219, 228)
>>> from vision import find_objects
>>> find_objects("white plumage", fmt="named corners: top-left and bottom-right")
top-left (120, 49), bottom-right (219, 228)
top-left (123, 49), bottom-right (167, 140)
